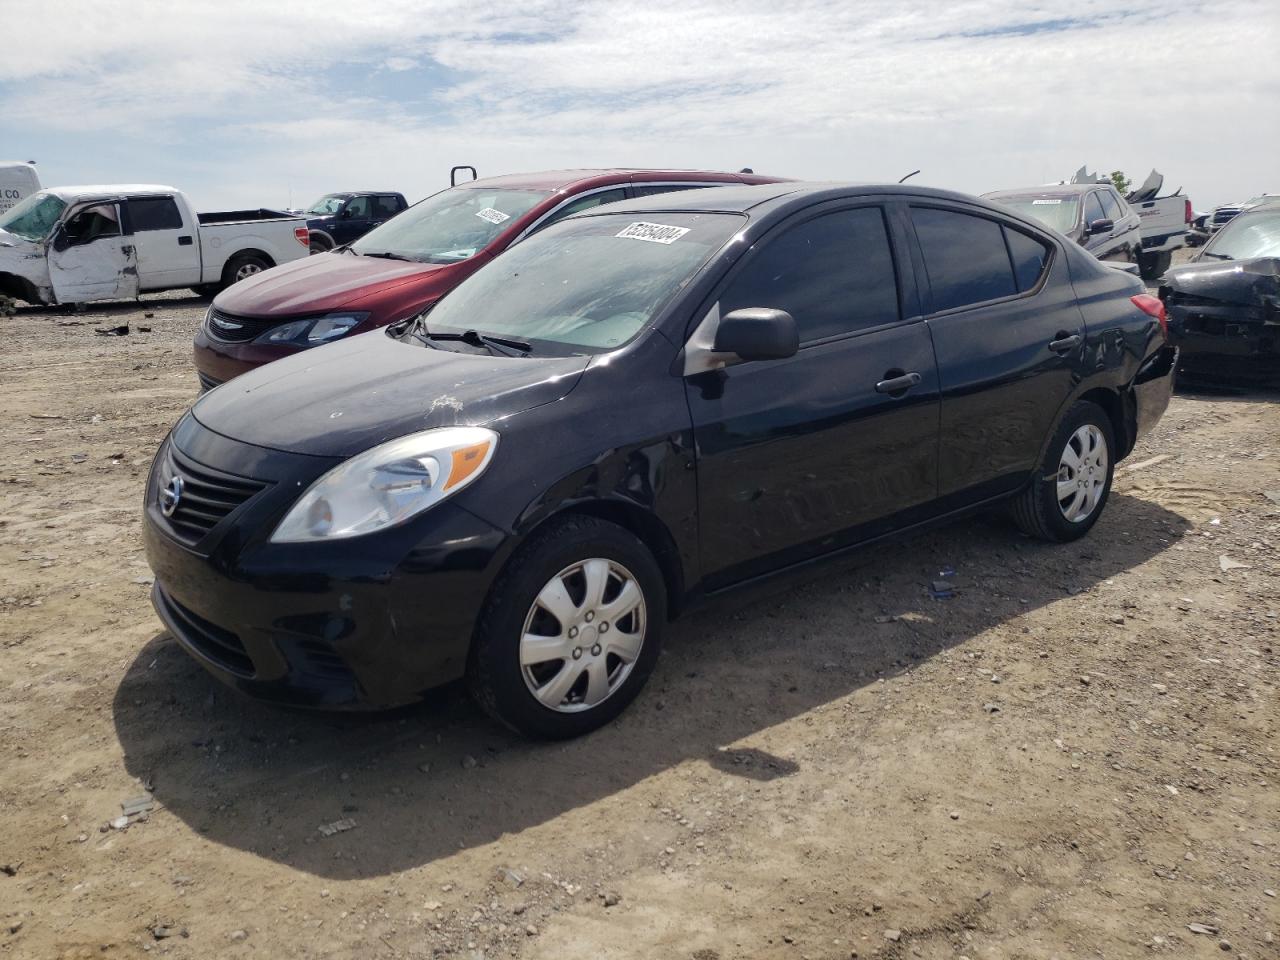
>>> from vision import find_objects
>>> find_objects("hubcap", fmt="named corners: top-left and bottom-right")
top-left (519, 558), bottom-right (646, 713)
top-left (234, 263), bottom-right (263, 281)
top-left (1056, 424), bottom-right (1108, 523)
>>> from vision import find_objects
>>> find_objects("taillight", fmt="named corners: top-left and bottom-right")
top-left (1131, 293), bottom-right (1168, 339)
top-left (1184, 198), bottom-right (1193, 224)
top-left (294, 226), bottom-right (310, 247)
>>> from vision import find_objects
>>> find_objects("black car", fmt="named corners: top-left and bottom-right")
top-left (984, 184), bottom-right (1144, 267)
top-left (1159, 201), bottom-right (1280, 383)
top-left (301, 192), bottom-right (408, 253)
top-left (144, 182), bottom-right (1177, 739)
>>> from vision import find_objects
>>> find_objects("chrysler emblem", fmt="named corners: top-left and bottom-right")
top-left (160, 475), bottom-right (184, 517)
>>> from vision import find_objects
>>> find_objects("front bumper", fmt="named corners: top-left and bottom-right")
top-left (1167, 306), bottom-right (1280, 382)
top-left (143, 416), bottom-right (511, 708)
top-left (193, 325), bottom-right (308, 385)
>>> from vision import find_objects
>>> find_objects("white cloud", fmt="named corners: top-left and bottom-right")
top-left (2, 0), bottom-right (1276, 209)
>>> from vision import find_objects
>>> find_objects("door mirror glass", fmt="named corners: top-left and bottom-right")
top-left (712, 308), bottom-right (799, 362)
top-left (1086, 218), bottom-right (1113, 236)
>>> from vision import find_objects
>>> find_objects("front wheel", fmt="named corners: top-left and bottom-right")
top-left (468, 515), bottom-right (666, 739)
top-left (1010, 400), bottom-right (1115, 542)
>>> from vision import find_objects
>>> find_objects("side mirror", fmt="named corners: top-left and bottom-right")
top-left (50, 223), bottom-right (70, 253)
top-left (712, 308), bottom-right (798, 362)
top-left (1086, 218), bottom-right (1114, 236)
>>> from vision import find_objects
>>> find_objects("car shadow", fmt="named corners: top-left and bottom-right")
top-left (112, 493), bottom-right (1189, 879)
top-left (13, 294), bottom-right (208, 319)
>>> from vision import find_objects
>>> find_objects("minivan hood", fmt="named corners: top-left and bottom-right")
top-left (191, 330), bottom-right (589, 457)
top-left (213, 252), bottom-right (459, 317)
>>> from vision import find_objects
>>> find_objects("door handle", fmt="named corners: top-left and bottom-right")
top-left (178, 235), bottom-right (193, 246)
top-left (1049, 334), bottom-right (1082, 353)
top-left (875, 371), bottom-right (922, 395)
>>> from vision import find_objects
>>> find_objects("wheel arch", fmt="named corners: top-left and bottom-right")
top-left (308, 229), bottom-right (335, 251)
top-left (1077, 385), bottom-right (1133, 459)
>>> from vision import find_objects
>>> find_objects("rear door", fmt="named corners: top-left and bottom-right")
top-left (909, 203), bottom-right (1087, 503)
top-left (48, 201), bottom-right (140, 303)
top-left (124, 195), bottom-right (201, 289)
top-left (371, 194), bottom-right (403, 227)
top-left (686, 201), bottom-right (941, 589)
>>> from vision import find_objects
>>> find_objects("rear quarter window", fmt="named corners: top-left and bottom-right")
top-left (911, 207), bottom-right (1017, 312)
top-left (1003, 227), bottom-right (1051, 292)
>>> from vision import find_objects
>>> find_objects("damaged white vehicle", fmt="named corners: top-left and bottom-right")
top-left (0, 185), bottom-right (311, 306)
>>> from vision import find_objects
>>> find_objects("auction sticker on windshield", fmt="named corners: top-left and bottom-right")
top-left (615, 222), bottom-right (690, 244)
top-left (1032, 199), bottom-right (1063, 205)
top-left (475, 207), bottom-right (510, 225)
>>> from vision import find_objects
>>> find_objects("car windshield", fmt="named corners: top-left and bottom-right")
top-left (989, 195), bottom-right (1080, 235)
top-left (305, 195), bottom-right (346, 215)
top-left (351, 187), bottom-right (549, 263)
top-left (1200, 209), bottom-right (1280, 261)
top-left (0, 192), bottom-right (67, 242)
top-left (413, 211), bottom-right (745, 354)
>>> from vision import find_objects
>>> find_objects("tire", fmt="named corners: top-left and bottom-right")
top-left (1139, 250), bottom-right (1172, 282)
top-left (190, 284), bottom-right (220, 300)
top-left (219, 253), bottom-right (271, 291)
top-left (309, 234), bottom-right (332, 255)
top-left (1010, 400), bottom-right (1115, 543)
top-left (468, 515), bottom-right (666, 739)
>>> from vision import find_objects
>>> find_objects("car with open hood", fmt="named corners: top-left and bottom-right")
top-left (192, 168), bottom-right (781, 391)
top-left (1159, 201), bottom-right (1280, 383)
top-left (147, 182), bottom-right (1176, 739)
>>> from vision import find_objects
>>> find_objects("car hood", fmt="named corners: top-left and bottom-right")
top-left (1165, 258), bottom-right (1280, 309)
top-left (212, 252), bottom-right (461, 317)
top-left (191, 330), bottom-right (590, 457)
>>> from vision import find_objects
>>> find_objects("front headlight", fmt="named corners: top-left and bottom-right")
top-left (270, 427), bottom-right (498, 543)
top-left (256, 312), bottom-right (368, 345)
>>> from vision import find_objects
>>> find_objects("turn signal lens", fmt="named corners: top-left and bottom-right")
top-left (1130, 293), bottom-right (1168, 339)
top-left (446, 442), bottom-right (493, 490)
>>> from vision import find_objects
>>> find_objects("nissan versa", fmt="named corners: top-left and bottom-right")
top-left (145, 182), bottom-right (1177, 739)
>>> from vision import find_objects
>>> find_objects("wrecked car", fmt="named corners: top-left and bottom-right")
top-left (0, 185), bottom-right (310, 307)
top-left (1160, 202), bottom-right (1280, 383)
top-left (145, 181), bottom-right (1175, 739)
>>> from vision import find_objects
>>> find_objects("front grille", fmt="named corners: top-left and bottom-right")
top-left (206, 308), bottom-right (282, 344)
top-left (159, 444), bottom-right (267, 543)
top-left (197, 370), bottom-right (223, 392)
top-left (157, 587), bottom-right (254, 677)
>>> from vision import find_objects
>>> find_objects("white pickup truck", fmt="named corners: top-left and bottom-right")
top-left (1124, 169), bottom-right (1192, 280)
top-left (0, 184), bottom-right (310, 306)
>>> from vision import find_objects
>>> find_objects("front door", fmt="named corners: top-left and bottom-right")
top-left (685, 203), bottom-right (940, 590)
top-left (334, 195), bottom-right (374, 244)
top-left (907, 203), bottom-right (1088, 503)
top-left (125, 195), bottom-right (201, 289)
top-left (48, 202), bottom-right (140, 304)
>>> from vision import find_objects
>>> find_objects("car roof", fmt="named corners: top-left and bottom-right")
top-left (570, 181), bottom-right (998, 217)
top-left (460, 168), bottom-right (780, 193)
top-left (44, 184), bottom-right (179, 201)
top-left (984, 184), bottom-right (1109, 199)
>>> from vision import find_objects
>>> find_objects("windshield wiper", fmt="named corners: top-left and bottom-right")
top-left (361, 251), bottom-right (415, 262)
top-left (1200, 252), bottom-right (1233, 260)
top-left (420, 325), bottom-right (531, 357)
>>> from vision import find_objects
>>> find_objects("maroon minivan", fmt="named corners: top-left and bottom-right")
top-left (193, 168), bottom-right (782, 388)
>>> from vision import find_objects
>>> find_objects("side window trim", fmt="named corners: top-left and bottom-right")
top-left (512, 185), bottom-right (634, 243)
top-left (905, 202), bottom-right (1058, 317)
top-left (1000, 224), bottom-right (1056, 297)
top-left (686, 199), bottom-right (912, 352)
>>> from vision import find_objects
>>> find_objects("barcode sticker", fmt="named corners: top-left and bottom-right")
top-left (475, 207), bottom-right (510, 224)
top-left (1032, 199), bottom-right (1063, 205)
top-left (615, 221), bottom-right (690, 244)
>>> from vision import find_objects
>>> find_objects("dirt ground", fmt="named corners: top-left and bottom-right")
top-left (2, 254), bottom-right (1278, 960)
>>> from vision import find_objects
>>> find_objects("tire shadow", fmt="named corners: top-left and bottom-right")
top-left (112, 493), bottom-right (1188, 879)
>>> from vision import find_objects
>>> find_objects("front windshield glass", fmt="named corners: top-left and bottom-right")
top-left (416, 212), bottom-right (745, 354)
top-left (305, 195), bottom-right (346, 215)
top-left (0, 192), bottom-right (67, 242)
top-left (1200, 209), bottom-right (1280, 261)
top-left (351, 187), bottom-right (549, 263)
top-left (989, 195), bottom-right (1080, 235)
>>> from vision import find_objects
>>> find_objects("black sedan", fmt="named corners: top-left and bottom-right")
top-left (984, 184), bottom-right (1144, 268)
top-left (144, 182), bottom-right (1177, 739)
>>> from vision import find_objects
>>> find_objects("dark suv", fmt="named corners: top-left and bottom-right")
top-left (984, 184), bottom-right (1143, 265)
top-left (301, 192), bottom-right (408, 253)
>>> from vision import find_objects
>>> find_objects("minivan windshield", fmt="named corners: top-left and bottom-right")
top-left (305, 195), bottom-right (346, 215)
top-left (351, 187), bottom-right (549, 263)
top-left (0, 192), bottom-right (67, 242)
top-left (988, 195), bottom-right (1080, 235)
top-left (1200, 208), bottom-right (1280, 261)
top-left (412, 212), bottom-right (744, 354)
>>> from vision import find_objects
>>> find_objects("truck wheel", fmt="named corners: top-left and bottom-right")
top-left (309, 233), bottom-right (332, 255)
top-left (1010, 400), bottom-right (1115, 543)
top-left (220, 253), bottom-right (270, 290)
top-left (468, 515), bottom-right (666, 740)
top-left (1139, 250), bottom-right (1172, 281)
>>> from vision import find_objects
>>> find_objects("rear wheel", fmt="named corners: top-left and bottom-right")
top-left (1010, 400), bottom-right (1115, 542)
top-left (309, 233), bottom-right (332, 255)
top-left (468, 515), bottom-right (666, 739)
top-left (1139, 250), bottom-right (1172, 281)
top-left (220, 253), bottom-right (270, 291)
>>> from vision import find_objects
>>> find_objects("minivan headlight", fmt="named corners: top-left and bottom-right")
top-left (270, 427), bottom-right (498, 543)
top-left (256, 312), bottom-right (369, 345)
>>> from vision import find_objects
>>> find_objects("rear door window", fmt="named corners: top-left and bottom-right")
top-left (1003, 227), bottom-right (1051, 292)
top-left (720, 207), bottom-right (899, 343)
top-left (128, 196), bottom-right (183, 232)
top-left (374, 195), bottom-right (402, 217)
top-left (911, 207), bottom-right (1017, 312)
top-left (631, 184), bottom-right (710, 198)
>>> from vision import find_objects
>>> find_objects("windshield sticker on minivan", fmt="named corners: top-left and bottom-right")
top-left (475, 207), bottom-right (510, 225)
top-left (1032, 199), bottom-right (1063, 205)
top-left (615, 222), bottom-right (690, 244)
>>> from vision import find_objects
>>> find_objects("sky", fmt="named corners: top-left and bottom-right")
top-left (1, 0), bottom-right (1276, 212)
